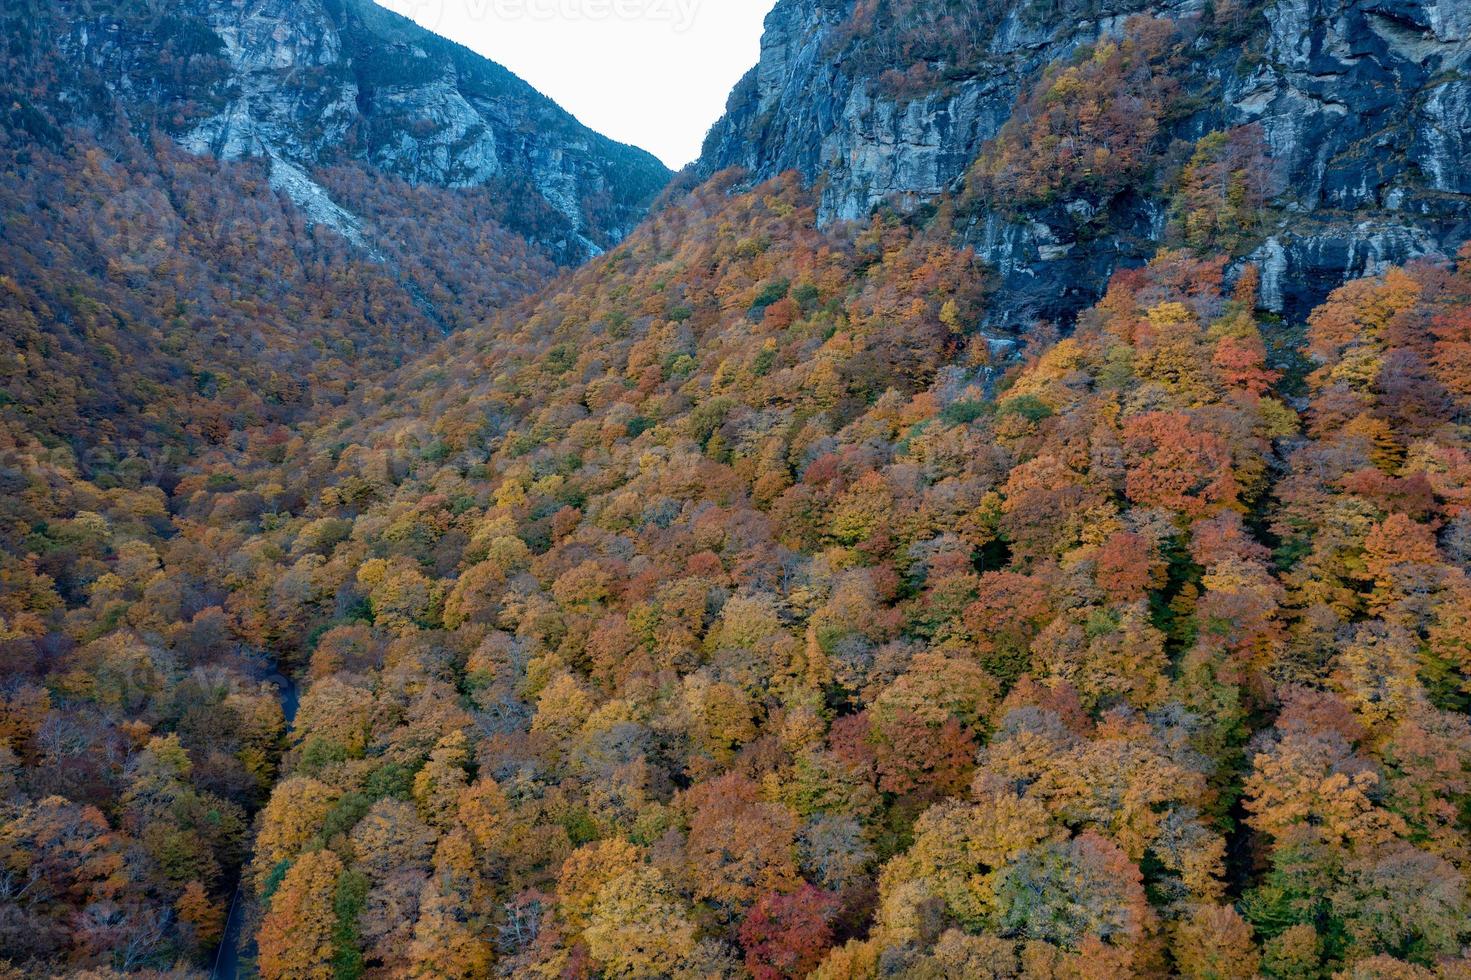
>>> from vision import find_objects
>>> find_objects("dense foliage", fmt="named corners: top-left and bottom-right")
top-left (0, 123), bottom-right (555, 471)
top-left (3, 6), bottom-right (1471, 979)
top-left (6, 151), bottom-right (1470, 974)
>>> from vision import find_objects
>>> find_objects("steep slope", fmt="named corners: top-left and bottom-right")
top-left (0, 0), bottom-right (671, 470)
top-left (7, 1), bottom-right (1471, 977)
top-left (696, 0), bottom-right (1471, 323)
top-left (0, 128), bottom-right (560, 469)
top-left (4, 172), bottom-right (1459, 976)
top-left (10, 0), bottom-right (671, 261)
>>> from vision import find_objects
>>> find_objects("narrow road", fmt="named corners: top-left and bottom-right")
top-left (211, 673), bottom-right (299, 980)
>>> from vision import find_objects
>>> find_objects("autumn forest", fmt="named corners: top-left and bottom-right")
top-left (4, 1), bottom-right (1471, 978)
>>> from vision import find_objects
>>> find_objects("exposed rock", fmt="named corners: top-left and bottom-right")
top-left (265, 154), bottom-right (377, 256)
top-left (28, 0), bottom-right (671, 264)
top-left (696, 0), bottom-right (1471, 325)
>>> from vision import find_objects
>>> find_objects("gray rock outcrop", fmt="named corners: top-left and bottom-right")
top-left (697, 0), bottom-right (1471, 324)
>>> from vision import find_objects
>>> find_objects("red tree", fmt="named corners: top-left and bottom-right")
top-left (739, 884), bottom-right (840, 980)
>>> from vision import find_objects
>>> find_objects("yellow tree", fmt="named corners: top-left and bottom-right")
top-left (408, 830), bottom-right (493, 979)
top-left (1172, 904), bottom-right (1259, 980)
top-left (252, 777), bottom-right (338, 890)
top-left (176, 880), bottom-right (224, 949)
top-left (258, 849), bottom-right (342, 980)
top-left (413, 730), bottom-right (472, 829)
top-left (584, 864), bottom-right (698, 977)
top-left (531, 672), bottom-right (597, 748)
top-left (877, 791), bottom-right (1055, 935)
top-left (556, 837), bottom-right (643, 935)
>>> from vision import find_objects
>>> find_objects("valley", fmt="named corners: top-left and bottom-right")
top-left (2, 0), bottom-right (1471, 977)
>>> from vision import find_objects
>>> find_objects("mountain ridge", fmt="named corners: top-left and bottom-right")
top-left (11, 0), bottom-right (672, 263)
top-left (0, 0), bottom-right (672, 464)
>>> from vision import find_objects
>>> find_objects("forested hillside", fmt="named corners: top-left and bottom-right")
top-left (698, 0), bottom-right (1471, 324)
top-left (6, 163), bottom-right (1471, 975)
top-left (0, 123), bottom-right (555, 467)
top-left (227, 175), bottom-right (1471, 980)
top-left (0, 0), bottom-right (670, 472)
top-left (3, 1), bottom-right (1471, 978)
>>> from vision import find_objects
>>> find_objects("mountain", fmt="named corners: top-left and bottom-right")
top-left (696, 0), bottom-right (1471, 323)
top-left (0, 0), bottom-right (670, 467)
top-left (8, 1), bottom-right (1471, 978)
top-left (12, 0), bottom-right (671, 261)
top-left (8, 168), bottom-right (1465, 978)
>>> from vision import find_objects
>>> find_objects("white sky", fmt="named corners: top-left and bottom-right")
top-left (374, 0), bottom-right (778, 169)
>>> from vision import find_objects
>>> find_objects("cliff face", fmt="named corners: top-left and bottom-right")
top-left (700, 0), bottom-right (1102, 224)
top-left (697, 0), bottom-right (1471, 323)
top-left (18, 0), bottom-right (670, 262)
top-left (0, 0), bottom-right (678, 458)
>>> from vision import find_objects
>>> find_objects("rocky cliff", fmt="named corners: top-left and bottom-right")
top-left (10, 0), bottom-right (671, 262)
top-left (0, 0), bottom-right (679, 460)
top-left (697, 0), bottom-right (1471, 324)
